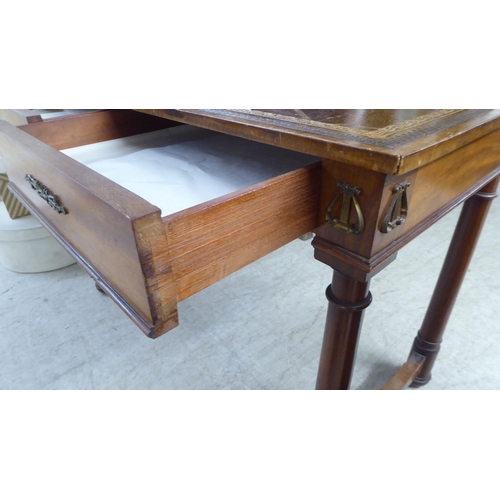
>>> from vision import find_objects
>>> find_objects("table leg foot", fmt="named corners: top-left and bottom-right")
top-left (408, 334), bottom-right (441, 387)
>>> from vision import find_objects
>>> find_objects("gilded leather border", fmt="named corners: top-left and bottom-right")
top-left (192, 109), bottom-right (488, 149)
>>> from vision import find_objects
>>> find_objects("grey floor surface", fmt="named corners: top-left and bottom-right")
top-left (1, 196), bottom-right (499, 390)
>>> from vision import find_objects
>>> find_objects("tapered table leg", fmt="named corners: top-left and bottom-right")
top-left (410, 176), bottom-right (499, 387)
top-left (315, 271), bottom-right (372, 390)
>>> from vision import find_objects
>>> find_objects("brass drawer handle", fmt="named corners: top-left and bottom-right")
top-left (25, 174), bottom-right (68, 215)
top-left (380, 181), bottom-right (410, 233)
top-left (325, 182), bottom-right (364, 235)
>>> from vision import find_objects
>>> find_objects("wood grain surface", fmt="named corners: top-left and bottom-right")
top-left (164, 162), bottom-right (321, 301)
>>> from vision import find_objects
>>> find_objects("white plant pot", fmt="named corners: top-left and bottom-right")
top-left (0, 202), bottom-right (75, 273)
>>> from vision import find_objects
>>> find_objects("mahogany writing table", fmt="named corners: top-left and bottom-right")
top-left (1, 109), bottom-right (499, 389)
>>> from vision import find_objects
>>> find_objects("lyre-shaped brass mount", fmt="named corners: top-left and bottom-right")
top-left (325, 182), bottom-right (364, 235)
top-left (380, 181), bottom-right (410, 233)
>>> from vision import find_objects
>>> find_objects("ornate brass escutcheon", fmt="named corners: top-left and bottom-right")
top-left (25, 174), bottom-right (68, 215)
top-left (380, 181), bottom-right (410, 233)
top-left (325, 181), bottom-right (364, 234)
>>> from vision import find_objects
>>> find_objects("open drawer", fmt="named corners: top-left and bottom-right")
top-left (0, 110), bottom-right (321, 338)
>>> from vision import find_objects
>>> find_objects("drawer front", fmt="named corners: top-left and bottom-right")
top-left (0, 119), bottom-right (178, 338)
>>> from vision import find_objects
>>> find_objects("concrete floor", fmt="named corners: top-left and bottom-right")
top-left (1, 194), bottom-right (499, 390)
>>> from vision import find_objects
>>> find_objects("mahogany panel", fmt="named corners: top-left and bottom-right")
top-left (372, 127), bottom-right (500, 255)
top-left (312, 127), bottom-right (500, 268)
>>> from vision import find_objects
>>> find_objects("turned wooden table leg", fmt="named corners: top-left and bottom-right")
top-left (410, 176), bottom-right (499, 387)
top-left (315, 271), bottom-right (372, 390)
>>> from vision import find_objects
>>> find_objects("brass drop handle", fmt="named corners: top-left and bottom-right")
top-left (25, 174), bottom-right (68, 215)
top-left (325, 182), bottom-right (364, 235)
top-left (380, 181), bottom-right (410, 233)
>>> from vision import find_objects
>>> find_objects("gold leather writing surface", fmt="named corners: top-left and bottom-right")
top-left (252, 109), bottom-right (444, 135)
top-left (216, 109), bottom-right (492, 146)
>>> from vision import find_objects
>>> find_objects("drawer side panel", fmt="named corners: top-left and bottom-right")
top-left (164, 163), bottom-right (321, 301)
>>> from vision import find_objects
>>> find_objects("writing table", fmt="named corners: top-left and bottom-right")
top-left (1, 109), bottom-right (499, 389)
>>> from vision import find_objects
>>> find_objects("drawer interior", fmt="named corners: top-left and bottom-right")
top-left (61, 124), bottom-right (318, 217)
top-left (61, 124), bottom-right (322, 304)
